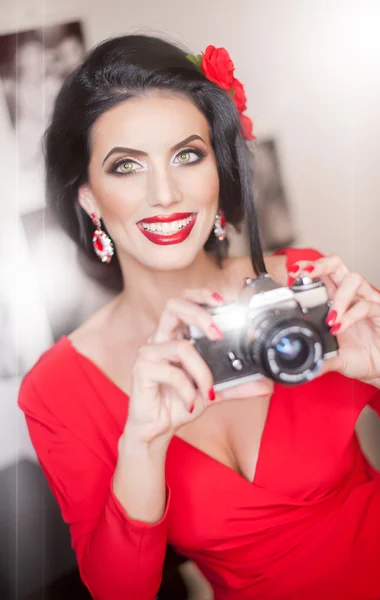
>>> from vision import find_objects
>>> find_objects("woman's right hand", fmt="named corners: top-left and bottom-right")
top-left (125, 289), bottom-right (274, 445)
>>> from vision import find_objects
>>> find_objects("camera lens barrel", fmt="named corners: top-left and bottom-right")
top-left (249, 317), bottom-right (324, 384)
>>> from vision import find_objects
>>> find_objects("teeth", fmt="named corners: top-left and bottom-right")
top-left (141, 215), bottom-right (193, 234)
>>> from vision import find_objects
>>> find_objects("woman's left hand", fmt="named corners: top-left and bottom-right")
top-left (289, 255), bottom-right (380, 388)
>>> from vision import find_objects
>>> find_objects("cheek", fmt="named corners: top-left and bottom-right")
top-left (92, 174), bottom-right (144, 219)
top-left (199, 168), bottom-right (219, 209)
top-left (177, 162), bottom-right (219, 206)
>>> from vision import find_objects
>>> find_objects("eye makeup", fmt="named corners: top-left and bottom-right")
top-left (105, 146), bottom-right (207, 176)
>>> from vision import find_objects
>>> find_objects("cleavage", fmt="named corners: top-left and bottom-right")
top-left (175, 395), bottom-right (271, 484)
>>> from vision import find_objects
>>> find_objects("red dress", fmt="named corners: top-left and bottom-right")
top-left (18, 248), bottom-right (380, 600)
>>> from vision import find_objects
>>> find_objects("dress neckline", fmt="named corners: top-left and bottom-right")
top-left (60, 334), bottom-right (276, 487)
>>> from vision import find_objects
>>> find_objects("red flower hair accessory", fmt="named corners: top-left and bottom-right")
top-left (187, 45), bottom-right (255, 141)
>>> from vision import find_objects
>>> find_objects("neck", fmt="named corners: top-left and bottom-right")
top-left (114, 249), bottom-right (226, 331)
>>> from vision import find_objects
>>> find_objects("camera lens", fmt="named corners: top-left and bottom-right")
top-left (249, 317), bottom-right (323, 384)
top-left (275, 335), bottom-right (309, 370)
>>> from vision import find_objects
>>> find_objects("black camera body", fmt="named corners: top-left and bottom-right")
top-left (189, 274), bottom-right (339, 390)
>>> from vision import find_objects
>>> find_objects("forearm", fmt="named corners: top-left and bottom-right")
top-left (78, 430), bottom-right (171, 599)
top-left (362, 377), bottom-right (380, 391)
top-left (113, 426), bottom-right (170, 523)
top-left (79, 472), bottom-right (170, 600)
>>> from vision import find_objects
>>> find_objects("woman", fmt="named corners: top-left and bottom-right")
top-left (18, 34), bottom-right (380, 600)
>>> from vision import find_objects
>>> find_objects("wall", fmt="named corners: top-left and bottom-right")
top-left (0, 0), bottom-right (379, 593)
top-left (1, 0), bottom-right (380, 285)
top-left (2, 0), bottom-right (379, 464)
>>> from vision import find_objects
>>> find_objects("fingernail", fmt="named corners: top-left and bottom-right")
top-left (189, 404), bottom-right (195, 413)
top-left (303, 265), bottom-right (315, 273)
top-left (288, 266), bottom-right (299, 273)
top-left (325, 309), bottom-right (338, 326)
top-left (208, 324), bottom-right (224, 340)
top-left (212, 292), bottom-right (224, 303)
top-left (330, 323), bottom-right (341, 335)
top-left (208, 387), bottom-right (216, 401)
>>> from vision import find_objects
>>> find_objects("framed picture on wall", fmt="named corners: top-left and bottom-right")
top-left (0, 21), bottom-right (85, 214)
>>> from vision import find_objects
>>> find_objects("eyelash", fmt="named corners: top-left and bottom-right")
top-left (109, 147), bottom-right (207, 175)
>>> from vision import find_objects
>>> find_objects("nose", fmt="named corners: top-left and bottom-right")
top-left (146, 164), bottom-right (181, 208)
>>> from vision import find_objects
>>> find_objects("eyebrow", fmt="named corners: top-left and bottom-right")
top-left (102, 134), bottom-right (206, 166)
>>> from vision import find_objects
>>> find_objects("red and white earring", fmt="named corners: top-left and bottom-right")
top-left (91, 213), bottom-right (114, 263)
top-left (214, 208), bottom-right (227, 241)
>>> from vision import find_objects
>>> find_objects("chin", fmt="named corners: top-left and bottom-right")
top-left (138, 249), bottom-right (200, 272)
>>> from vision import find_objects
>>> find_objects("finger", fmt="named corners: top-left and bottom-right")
top-left (132, 358), bottom-right (197, 412)
top-left (319, 274), bottom-right (338, 301)
top-left (289, 254), bottom-right (350, 286)
top-left (330, 298), bottom-right (380, 335)
top-left (152, 297), bottom-right (224, 344)
top-left (317, 353), bottom-right (344, 377)
top-left (217, 377), bottom-right (274, 402)
top-left (326, 272), bottom-right (380, 326)
top-left (187, 392), bottom-right (208, 418)
top-left (182, 288), bottom-right (225, 306)
top-left (137, 340), bottom-right (214, 402)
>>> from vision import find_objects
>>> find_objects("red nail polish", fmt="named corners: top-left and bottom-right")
top-left (208, 387), bottom-right (216, 401)
top-left (325, 309), bottom-right (338, 326)
top-left (208, 324), bottom-right (224, 340)
top-left (303, 265), bottom-right (315, 273)
top-left (212, 292), bottom-right (224, 303)
top-left (330, 323), bottom-right (341, 335)
top-left (288, 266), bottom-right (299, 273)
top-left (189, 404), bottom-right (195, 413)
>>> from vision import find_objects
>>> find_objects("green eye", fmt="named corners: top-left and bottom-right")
top-left (177, 151), bottom-right (191, 164)
top-left (174, 149), bottom-right (204, 166)
top-left (117, 161), bottom-right (134, 173)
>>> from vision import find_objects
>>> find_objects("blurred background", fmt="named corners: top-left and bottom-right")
top-left (0, 0), bottom-right (379, 598)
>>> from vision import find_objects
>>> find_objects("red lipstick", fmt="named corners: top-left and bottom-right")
top-left (140, 212), bottom-right (193, 223)
top-left (136, 212), bottom-right (197, 246)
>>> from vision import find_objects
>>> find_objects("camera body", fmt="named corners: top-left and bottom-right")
top-left (189, 274), bottom-right (339, 390)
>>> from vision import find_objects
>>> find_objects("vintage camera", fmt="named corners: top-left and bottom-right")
top-left (189, 274), bottom-right (339, 390)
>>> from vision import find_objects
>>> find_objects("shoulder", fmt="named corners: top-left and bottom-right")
top-left (20, 337), bottom-right (71, 385)
top-left (271, 246), bottom-right (325, 272)
top-left (224, 247), bottom-right (324, 288)
top-left (18, 337), bottom-right (78, 419)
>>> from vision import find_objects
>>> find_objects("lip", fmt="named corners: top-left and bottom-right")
top-left (137, 212), bottom-right (194, 224)
top-left (137, 213), bottom-right (197, 246)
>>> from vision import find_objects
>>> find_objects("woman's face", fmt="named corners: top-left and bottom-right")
top-left (82, 92), bottom-right (220, 271)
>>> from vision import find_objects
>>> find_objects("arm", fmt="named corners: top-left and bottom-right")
top-left (281, 250), bottom-right (380, 406)
top-left (113, 429), bottom-right (169, 524)
top-left (19, 379), bottom-right (170, 600)
top-left (281, 249), bottom-right (380, 469)
top-left (367, 378), bottom-right (380, 391)
top-left (18, 288), bottom-right (274, 599)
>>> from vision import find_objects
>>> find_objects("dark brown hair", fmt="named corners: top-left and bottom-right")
top-left (45, 34), bottom-right (266, 288)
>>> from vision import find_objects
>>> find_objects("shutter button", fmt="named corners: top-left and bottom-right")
top-left (228, 352), bottom-right (243, 371)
